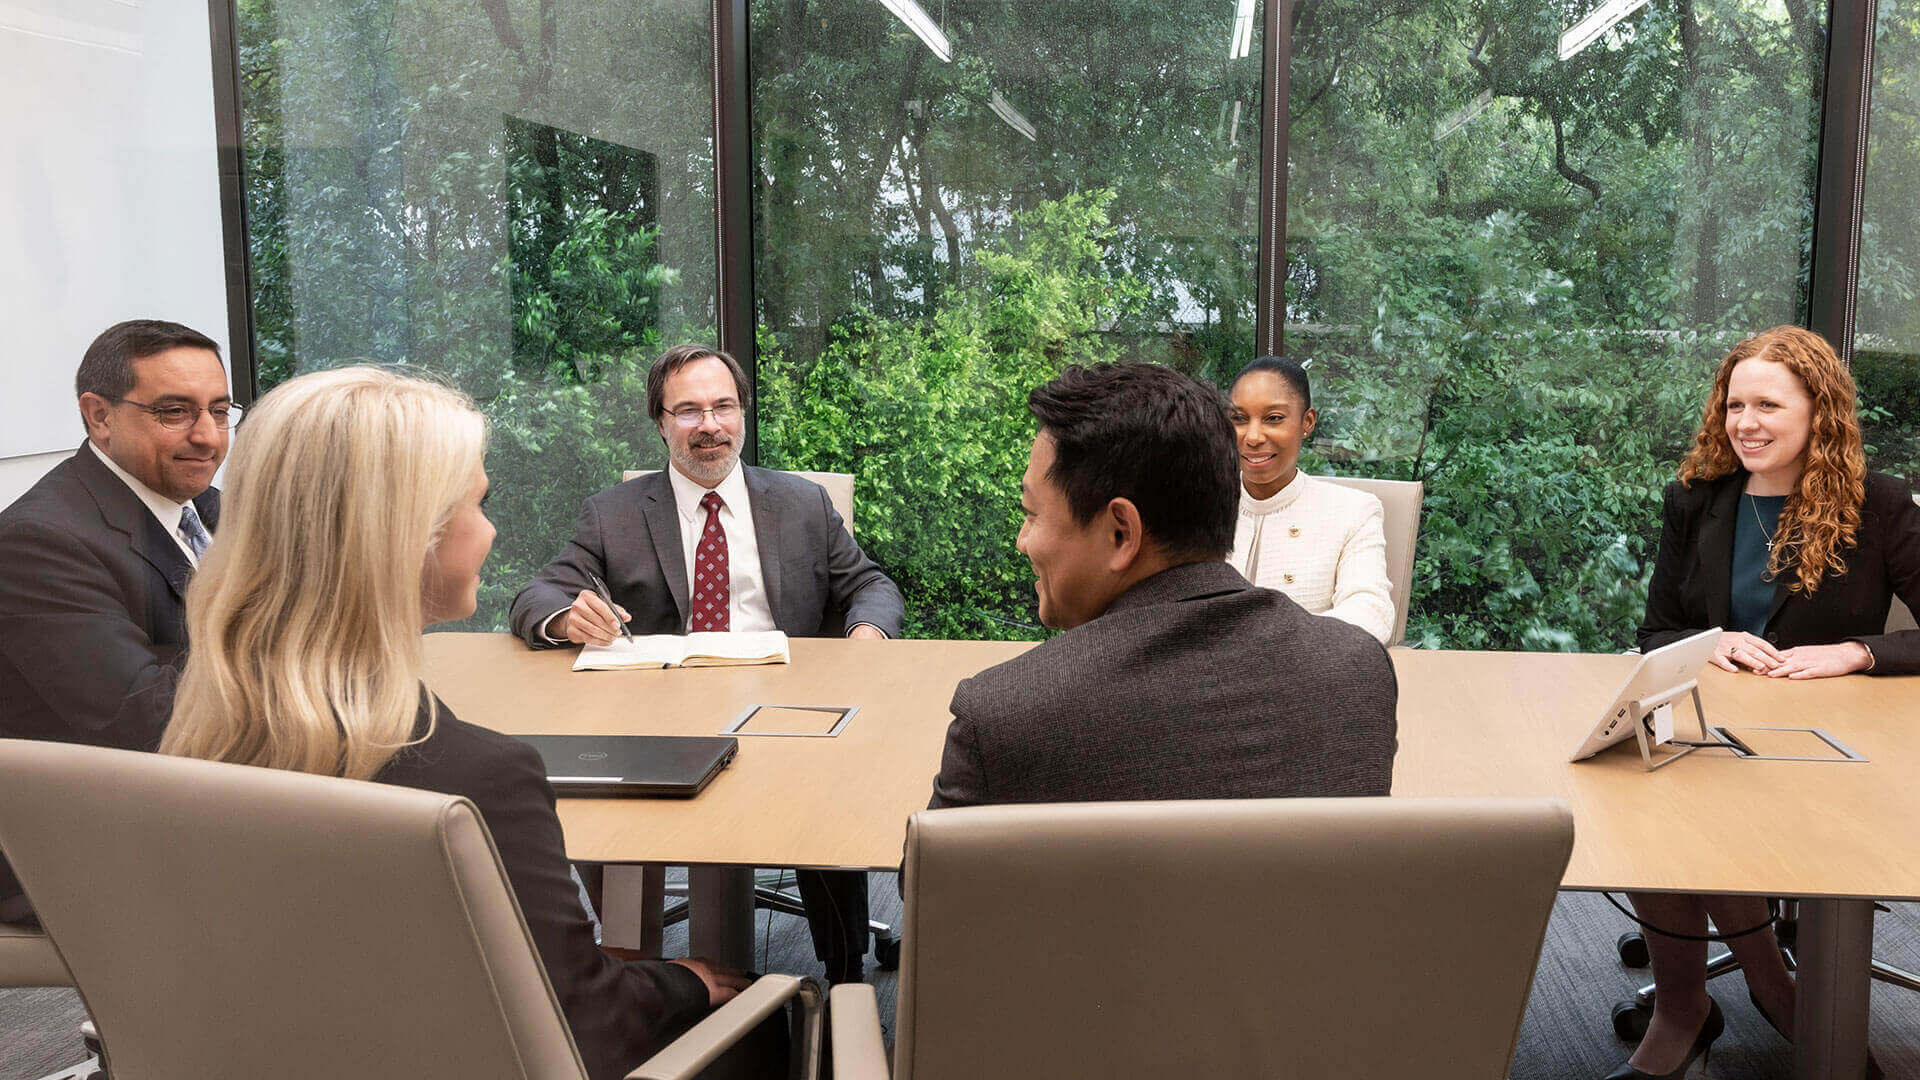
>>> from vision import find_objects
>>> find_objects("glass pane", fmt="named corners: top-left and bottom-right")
top-left (1855, 0), bottom-right (1920, 479)
top-left (1288, 0), bottom-right (1826, 649)
top-left (238, 0), bottom-right (715, 630)
top-left (753, 0), bottom-right (1264, 639)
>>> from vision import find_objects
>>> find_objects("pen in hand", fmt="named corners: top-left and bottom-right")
top-left (586, 572), bottom-right (634, 642)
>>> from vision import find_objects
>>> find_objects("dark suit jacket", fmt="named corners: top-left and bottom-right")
top-left (509, 466), bottom-right (904, 645)
top-left (929, 560), bottom-right (1399, 809)
top-left (1637, 470), bottom-right (1920, 675)
top-left (379, 698), bottom-right (711, 1080)
top-left (0, 443), bottom-right (218, 911)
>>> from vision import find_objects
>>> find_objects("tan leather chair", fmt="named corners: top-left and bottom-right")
top-left (0, 916), bottom-right (69, 988)
top-left (1319, 475), bottom-right (1424, 646)
top-left (833, 796), bottom-right (1573, 1080)
top-left (0, 739), bottom-right (821, 1080)
top-left (624, 470), bottom-right (856, 534)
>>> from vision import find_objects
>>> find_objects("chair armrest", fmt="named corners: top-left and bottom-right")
top-left (0, 921), bottom-right (72, 988)
top-left (628, 973), bottom-right (823, 1080)
top-left (829, 984), bottom-right (890, 1080)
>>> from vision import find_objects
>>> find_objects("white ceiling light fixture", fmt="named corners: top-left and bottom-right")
top-left (989, 90), bottom-right (1038, 140)
top-left (880, 0), bottom-right (952, 62)
top-left (1228, 0), bottom-right (1258, 60)
top-left (1558, 0), bottom-right (1651, 60)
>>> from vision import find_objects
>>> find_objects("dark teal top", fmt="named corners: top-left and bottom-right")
top-left (1729, 493), bottom-right (1787, 636)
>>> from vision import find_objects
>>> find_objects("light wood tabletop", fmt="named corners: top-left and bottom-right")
top-left (423, 634), bottom-right (1918, 895)
top-left (423, 633), bottom-right (1916, 1078)
top-left (422, 633), bottom-right (1031, 870)
top-left (1389, 649), bottom-right (1920, 901)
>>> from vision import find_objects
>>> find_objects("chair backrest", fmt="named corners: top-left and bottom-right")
top-left (623, 469), bottom-right (856, 534)
top-left (0, 739), bottom-right (587, 1080)
top-left (894, 796), bottom-right (1573, 1080)
top-left (1890, 493), bottom-right (1920, 632)
top-left (0, 918), bottom-right (70, 988)
top-left (1319, 475), bottom-right (1424, 645)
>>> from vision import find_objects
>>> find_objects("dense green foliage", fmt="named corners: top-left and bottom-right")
top-left (238, 0), bottom-right (1920, 646)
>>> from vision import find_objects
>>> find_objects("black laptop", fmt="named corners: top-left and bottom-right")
top-left (517, 734), bottom-right (738, 797)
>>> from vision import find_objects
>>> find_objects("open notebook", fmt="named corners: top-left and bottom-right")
top-left (573, 630), bottom-right (791, 672)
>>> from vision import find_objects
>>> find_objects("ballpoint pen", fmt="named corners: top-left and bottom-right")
top-left (585, 572), bottom-right (634, 642)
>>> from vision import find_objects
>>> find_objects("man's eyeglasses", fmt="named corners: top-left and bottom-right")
top-left (113, 398), bottom-right (243, 431)
top-left (666, 403), bottom-right (742, 429)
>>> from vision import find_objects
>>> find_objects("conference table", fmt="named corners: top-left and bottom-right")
top-left (422, 633), bottom-right (1919, 1080)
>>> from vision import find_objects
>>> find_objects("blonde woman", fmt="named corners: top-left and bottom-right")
top-left (160, 367), bottom-right (755, 1080)
top-left (1618, 326), bottom-right (1918, 1080)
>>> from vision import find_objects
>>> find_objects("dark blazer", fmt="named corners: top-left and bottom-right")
top-left (0, 443), bottom-right (218, 912)
top-left (379, 698), bottom-right (711, 1080)
top-left (929, 560), bottom-right (1399, 809)
top-left (509, 466), bottom-right (904, 646)
top-left (1638, 470), bottom-right (1920, 675)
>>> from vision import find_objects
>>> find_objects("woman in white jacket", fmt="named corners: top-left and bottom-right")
top-left (1225, 356), bottom-right (1395, 644)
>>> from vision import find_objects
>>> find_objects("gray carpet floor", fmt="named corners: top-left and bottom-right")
top-left (7, 886), bottom-right (1918, 1079)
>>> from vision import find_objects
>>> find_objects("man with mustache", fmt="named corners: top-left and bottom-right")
top-left (0, 319), bottom-right (232, 924)
top-left (510, 343), bottom-right (903, 985)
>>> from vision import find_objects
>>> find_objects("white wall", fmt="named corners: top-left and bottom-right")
top-left (1, 0), bottom-right (231, 462)
top-left (0, 448), bottom-right (76, 509)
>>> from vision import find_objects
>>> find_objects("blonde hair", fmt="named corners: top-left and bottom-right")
top-left (162, 366), bottom-right (487, 779)
top-left (1678, 326), bottom-right (1866, 595)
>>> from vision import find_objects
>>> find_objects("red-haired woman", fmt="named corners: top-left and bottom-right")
top-left (1618, 326), bottom-right (1920, 1078)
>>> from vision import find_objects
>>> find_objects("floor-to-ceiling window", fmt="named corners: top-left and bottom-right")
top-left (1287, 0), bottom-right (1826, 649)
top-left (748, 0), bottom-right (1266, 639)
top-left (226, 0), bottom-right (1880, 647)
top-left (237, 0), bottom-right (715, 630)
top-left (1855, 0), bottom-right (1920, 482)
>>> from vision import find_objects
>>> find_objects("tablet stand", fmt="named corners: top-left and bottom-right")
top-left (1629, 681), bottom-right (1723, 771)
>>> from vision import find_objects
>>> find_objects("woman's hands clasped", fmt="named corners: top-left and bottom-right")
top-left (1711, 630), bottom-right (1782, 674)
top-left (1711, 630), bottom-right (1872, 678)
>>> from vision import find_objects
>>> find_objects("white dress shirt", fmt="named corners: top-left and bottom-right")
top-left (87, 440), bottom-right (198, 566)
top-left (1227, 471), bottom-right (1394, 644)
top-left (665, 462), bottom-right (776, 633)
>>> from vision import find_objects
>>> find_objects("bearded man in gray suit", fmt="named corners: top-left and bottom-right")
top-left (927, 362), bottom-right (1397, 811)
top-left (511, 343), bottom-right (903, 985)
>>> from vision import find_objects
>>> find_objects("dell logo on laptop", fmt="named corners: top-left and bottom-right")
top-left (578, 751), bottom-right (610, 762)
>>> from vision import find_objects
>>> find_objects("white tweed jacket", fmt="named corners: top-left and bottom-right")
top-left (1228, 471), bottom-right (1395, 644)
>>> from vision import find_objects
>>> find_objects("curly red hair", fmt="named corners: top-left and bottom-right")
top-left (1679, 326), bottom-right (1866, 595)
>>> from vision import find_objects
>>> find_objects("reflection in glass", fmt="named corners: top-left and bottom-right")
top-left (753, 0), bottom-right (1264, 639)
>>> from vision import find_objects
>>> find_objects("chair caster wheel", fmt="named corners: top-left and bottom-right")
top-left (1612, 999), bottom-right (1653, 1042)
top-left (1617, 931), bottom-right (1650, 968)
top-left (873, 933), bottom-right (901, 971)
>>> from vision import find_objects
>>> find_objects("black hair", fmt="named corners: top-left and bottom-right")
top-left (1027, 362), bottom-right (1239, 562)
top-left (1231, 355), bottom-right (1311, 412)
top-left (646, 343), bottom-right (752, 421)
top-left (75, 320), bottom-right (223, 404)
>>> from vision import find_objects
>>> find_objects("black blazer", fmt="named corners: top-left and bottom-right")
top-left (378, 698), bottom-right (710, 1080)
top-left (1637, 470), bottom-right (1920, 675)
top-left (509, 466), bottom-right (904, 646)
top-left (929, 560), bottom-right (1398, 809)
top-left (0, 443), bottom-right (219, 911)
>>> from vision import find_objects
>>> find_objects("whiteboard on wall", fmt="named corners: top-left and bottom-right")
top-left (0, 0), bottom-right (231, 459)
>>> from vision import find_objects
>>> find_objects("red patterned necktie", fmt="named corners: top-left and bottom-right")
top-left (690, 490), bottom-right (730, 632)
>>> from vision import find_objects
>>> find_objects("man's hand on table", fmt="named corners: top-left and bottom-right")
top-left (846, 624), bottom-right (885, 641)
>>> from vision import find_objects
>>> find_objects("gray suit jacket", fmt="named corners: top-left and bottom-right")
top-left (928, 560), bottom-right (1398, 809)
top-left (509, 466), bottom-right (904, 646)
